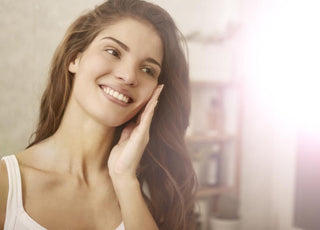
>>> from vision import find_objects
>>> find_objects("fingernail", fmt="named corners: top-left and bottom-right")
top-left (152, 99), bottom-right (158, 110)
top-left (158, 84), bottom-right (164, 94)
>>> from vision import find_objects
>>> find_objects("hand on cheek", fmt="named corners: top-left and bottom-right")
top-left (108, 84), bottom-right (164, 182)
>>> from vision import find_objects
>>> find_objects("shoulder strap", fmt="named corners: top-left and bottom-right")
top-left (2, 155), bottom-right (23, 229)
top-left (115, 222), bottom-right (125, 230)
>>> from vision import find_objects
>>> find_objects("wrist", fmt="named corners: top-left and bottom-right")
top-left (111, 173), bottom-right (140, 191)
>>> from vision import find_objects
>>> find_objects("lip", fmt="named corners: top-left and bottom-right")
top-left (99, 84), bottom-right (133, 106)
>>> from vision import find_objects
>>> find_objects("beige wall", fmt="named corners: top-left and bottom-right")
top-left (0, 0), bottom-right (105, 155)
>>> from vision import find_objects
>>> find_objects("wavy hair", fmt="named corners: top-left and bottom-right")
top-left (27, 0), bottom-right (197, 229)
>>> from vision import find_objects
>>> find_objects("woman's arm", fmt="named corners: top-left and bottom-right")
top-left (112, 176), bottom-right (157, 230)
top-left (108, 85), bottom-right (163, 230)
top-left (0, 160), bottom-right (9, 230)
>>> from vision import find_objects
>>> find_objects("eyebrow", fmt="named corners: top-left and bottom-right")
top-left (102, 36), bottom-right (129, 51)
top-left (101, 36), bottom-right (162, 68)
top-left (145, 57), bottom-right (162, 68)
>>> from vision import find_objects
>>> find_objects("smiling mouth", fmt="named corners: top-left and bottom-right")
top-left (100, 86), bottom-right (132, 104)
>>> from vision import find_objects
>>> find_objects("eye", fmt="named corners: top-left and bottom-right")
top-left (141, 67), bottom-right (157, 77)
top-left (106, 48), bottom-right (120, 58)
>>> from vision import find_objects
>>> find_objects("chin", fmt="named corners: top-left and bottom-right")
top-left (95, 111), bottom-right (138, 128)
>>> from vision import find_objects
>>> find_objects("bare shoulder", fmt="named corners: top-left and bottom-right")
top-left (15, 145), bottom-right (49, 173)
top-left (0, 158), bottom-right (9, 229)
top-left (15, 141), bottom-right (51, 170)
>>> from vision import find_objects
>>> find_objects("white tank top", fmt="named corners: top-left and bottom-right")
top-left (1, 155), bottom-right (125, 230)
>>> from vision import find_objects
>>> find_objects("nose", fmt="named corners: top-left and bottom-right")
top-left (114, 61), bottom-right (138, 86)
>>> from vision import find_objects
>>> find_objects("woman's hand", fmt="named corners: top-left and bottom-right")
top-left (108, 84), bottom-right (164, 182)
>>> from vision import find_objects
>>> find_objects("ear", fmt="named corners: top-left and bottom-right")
top-left (68, 53), bottom-right (81, 74)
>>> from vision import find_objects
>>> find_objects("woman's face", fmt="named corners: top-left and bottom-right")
top-left (68, 18), bottom-right (163, 127)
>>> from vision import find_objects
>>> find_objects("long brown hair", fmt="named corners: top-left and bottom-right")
top-left (28, 0), bottom-right (197, 229)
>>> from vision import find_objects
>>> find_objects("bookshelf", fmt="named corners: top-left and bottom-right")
top-left (186, 80), bottom-right (242, 230)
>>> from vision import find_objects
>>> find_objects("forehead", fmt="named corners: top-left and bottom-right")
top-left (95, 18), bottom-right (163, 61)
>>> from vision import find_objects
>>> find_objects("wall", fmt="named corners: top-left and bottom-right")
top-left (239, 0), bottom-right (313, 229)
top-left (240, 79), bottom-right (301, 230)
top-left (0, 0), bottom-right (106, 155)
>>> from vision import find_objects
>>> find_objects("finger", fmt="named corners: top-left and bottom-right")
top-left (138, 85), bottom-right (164, 132)
top-left (118, 122), bottom-right (136, 143)
top-left (143, 84), bottom-right (164, 115)
top-left (150, 84), bottom-right (164, 103)
top-left (136, 84), bottom-right (163, 125)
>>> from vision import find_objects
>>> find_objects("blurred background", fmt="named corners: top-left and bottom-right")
top-left (1, 0), bottom-right (320, 229)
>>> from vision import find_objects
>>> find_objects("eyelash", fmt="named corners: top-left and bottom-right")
top-left (105, 48), bottom-right (158, 78)
top-left (141, 67), bottom-right (157, 77)
top-left (106, 48), bottom-right (120, 58)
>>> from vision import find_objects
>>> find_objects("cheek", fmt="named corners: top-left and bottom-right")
top-left (129, 86), bottom-right (156, 116)
top-left (79, 54), bottom-right (112, 78)
top-left (141, 84), bottom-right (156, 102)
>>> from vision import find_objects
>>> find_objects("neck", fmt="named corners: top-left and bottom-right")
top-left (43, 98), bottom-right (117, 184)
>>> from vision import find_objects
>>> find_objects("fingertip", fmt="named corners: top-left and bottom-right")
top-left (154, 84), bottom-right (164, 98)
top-left (154, 99), bottom-right (159, 108)
top-left (148, 99), bottom-right (158, 112)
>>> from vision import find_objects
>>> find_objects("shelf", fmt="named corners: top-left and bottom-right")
top-left (185, 134), bottom-right (236, 144)
top-left (189, 77), bottom-right (241, 215)
top-left (196, 185), bottom-right (234, 199)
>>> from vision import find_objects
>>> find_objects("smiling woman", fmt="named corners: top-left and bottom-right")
top-left (0, 0), bottom-right (197, 230)
top-left (67, 18), bottom-right (163, 127)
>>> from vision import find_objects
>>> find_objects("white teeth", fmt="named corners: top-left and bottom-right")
top-left (102, 87), bottom-right (130, 104)
top-left (113, 91), bottom-right (119, 97)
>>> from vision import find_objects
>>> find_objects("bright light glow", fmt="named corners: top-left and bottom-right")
top-left (247, 0), bottom-right (320, 130)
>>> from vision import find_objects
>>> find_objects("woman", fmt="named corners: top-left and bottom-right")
top-left (0, 0), bottom-right (197, 229)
